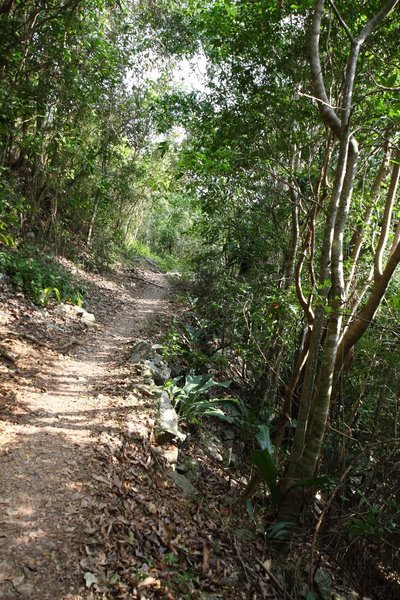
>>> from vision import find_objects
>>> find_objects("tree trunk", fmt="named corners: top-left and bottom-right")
top-left (278, 0), bottom-right (399, 525)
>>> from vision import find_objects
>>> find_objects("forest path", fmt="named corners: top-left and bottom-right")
top-left (0, 262), bottom-right (172, 599)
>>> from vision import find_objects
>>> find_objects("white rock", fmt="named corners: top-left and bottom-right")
top-left (55, 303), bottom-right (95, 323)
top-left (155, 392), bottom-right (186, 443)
top-left (143, 360), bottom-right (171, 385)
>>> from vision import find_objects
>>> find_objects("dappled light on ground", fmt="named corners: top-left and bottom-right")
top-left (0, 264), bottom-right (171, 598)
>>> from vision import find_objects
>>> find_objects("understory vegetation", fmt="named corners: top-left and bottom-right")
top-left (1, 0), bottom-right (399, 597)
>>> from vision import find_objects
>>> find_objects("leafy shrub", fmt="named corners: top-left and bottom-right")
top-left (247, 423), bottom-right (279, 505)
top-left (165, 372), bottom-right (234, 424)
top-left (0, 173), bottom-right (25, 241)
top-left (162, 318), bottom-right (216, 371)
top-left (348, 495), bottom-right (399, 542)
top-left (0, 246), bottom-right (84, 306)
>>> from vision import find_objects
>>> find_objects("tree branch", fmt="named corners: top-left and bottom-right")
top-left (374, 152), bottom-right (400, 278)
top-left (327, 0), bottom-right (355, 43)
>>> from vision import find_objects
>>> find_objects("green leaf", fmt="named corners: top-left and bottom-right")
top-left (246, 499), bottom-right (254, 522)
top-left (265, 521), bottom-right (292, 540)
top-left (386, 72), bottom-right (398, 87)
top-left (250, 448), bottom-right (279, 504)
top-left (256, 424), bottom-right (274, 454)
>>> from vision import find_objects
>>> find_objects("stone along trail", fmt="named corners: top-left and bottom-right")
top-left (0, 264), bottom-right (171, 599)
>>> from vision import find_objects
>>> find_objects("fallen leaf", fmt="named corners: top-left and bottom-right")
top-left (262, 559), bottom-right (272, 581)
top-left (84, 572), bottom-right (98, 588)
top-left (263, 559), bottom-right (272, 571)
top-left (138, 576), bottom-right (161, 589)
top-left (147, 502), bottom-right (157, 515)
top-left (161, 520), bottom-right (176, 545)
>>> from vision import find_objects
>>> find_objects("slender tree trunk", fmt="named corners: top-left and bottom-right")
top-left (87, 193), bottom-right (101, 248)
top-left (278, 0), bottom-right (399, 524)
top-left (335, 154), bottom-right (400, 377)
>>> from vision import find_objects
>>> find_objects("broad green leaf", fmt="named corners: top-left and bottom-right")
top-left (256, 424), bottom-right (274, 454)
top-left (250, 448), bottom-right (279, 504)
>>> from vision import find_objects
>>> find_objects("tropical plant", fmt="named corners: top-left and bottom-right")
top-left (165, 372), bottom-right (233, 424)
top-left (250, 424), bottom-right (279, 505)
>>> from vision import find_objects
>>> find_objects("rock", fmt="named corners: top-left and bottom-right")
top-left (150, 351), bottom-right (163, 365)
top-left (0, 561), bottom-right (13, 584)
top-left (151, 387), bottom-right (164, 398)
top-left (222, 428), bottom-right (236, 441)
top-left (14, 582), bottom-right (34, 597)
top-left (168, 471), bottom-right (196, 497)
top-left (155, 392), bottom-right (186, 444)
top-left (44, 322), bottom-right (65, 333)
top-left (143, 257), bottom-right (161, 270)
top-left (160, 445), bottom-right (179, 465)
top-left (130, 340), bottom-right (152, 363)
top-left (134, 383), bottom-right (155, 395)
top-left (12, 573), bottom-right (25, 587)
top-left (314, 568), bottom-right (332, 600)
top-left (84, 572), bottom-right (98, 589)
top-left (151, 343), bottom-right (164, 354)
top-left (55, 303), bottom-right (95, 323)
top-left (200, 431), bottom-right (223, 462)
top-left (169, 361), bottom-right (184, 379)
top-left (176, 458), bottom-right (199, 480)
top-left (143, 359), bottom-right (171, 385)
top-left (75, 306), bottom-right (96, 323)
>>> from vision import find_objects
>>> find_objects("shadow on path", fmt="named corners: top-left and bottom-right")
top-left (0, 266), bottom-right (171, 598)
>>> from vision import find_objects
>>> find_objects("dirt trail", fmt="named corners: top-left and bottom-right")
top-left (0, 265), bottom-right (171, 599)
top-left (1, 263), bottom-right (281, 600)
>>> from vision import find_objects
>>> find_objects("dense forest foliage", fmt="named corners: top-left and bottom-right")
top-left (1, 0), bottom-right (399, 595)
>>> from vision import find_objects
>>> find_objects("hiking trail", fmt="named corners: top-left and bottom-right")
top-left (0, 262), bottom-right (171, 599)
